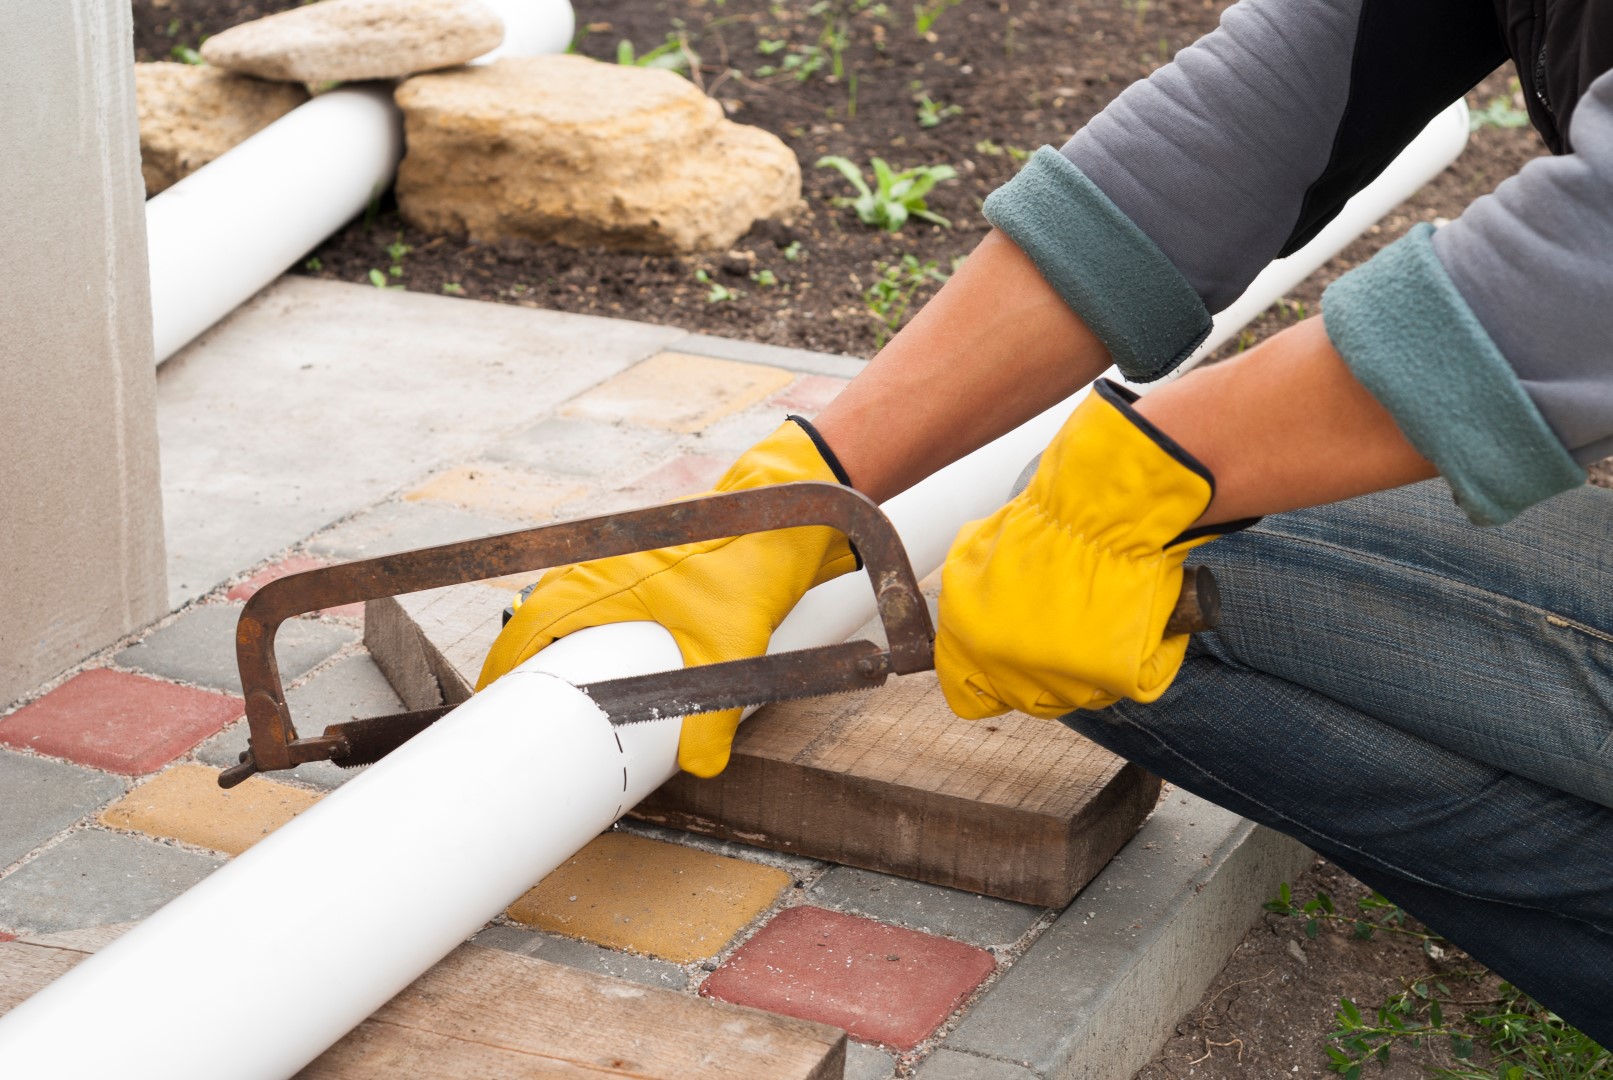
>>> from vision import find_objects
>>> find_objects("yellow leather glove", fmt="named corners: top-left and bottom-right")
top-left (475, 418), bottom-right (858, 777)
top-left (937, 380), bottom-right (1236, 720)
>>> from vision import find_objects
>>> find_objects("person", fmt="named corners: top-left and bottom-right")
top-left (479, 0), bottom-right (1613, 1041)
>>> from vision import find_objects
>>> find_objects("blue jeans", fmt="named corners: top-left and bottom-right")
top-left (1061, 481), bottom-right (1613, 1043)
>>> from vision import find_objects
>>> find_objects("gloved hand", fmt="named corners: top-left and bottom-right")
top-left (937, 379), bottom-right (1244, 719)
top-left (475, 417), bottom-right (858, 777)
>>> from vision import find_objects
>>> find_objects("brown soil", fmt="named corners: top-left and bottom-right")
top-left (127, 2), bottom-right (1574, 1073)
top-left (131, 0), bottom-right (1548, 360)
top-left (1140, 856), bottom-right (1514, 1080)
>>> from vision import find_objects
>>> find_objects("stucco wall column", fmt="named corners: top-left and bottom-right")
top-left (0, 0), bottom-right (167, 705)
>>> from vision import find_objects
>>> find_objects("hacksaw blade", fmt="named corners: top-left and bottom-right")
top-left (577, 639), bottom-right (897, 726)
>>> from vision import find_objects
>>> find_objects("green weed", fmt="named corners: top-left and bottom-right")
top-left (912, 0), bottom-right (961, 35)
top-left (915, 92), bottom-right (962, 128)
top-left (617, 34), bottom-right (699, 73)
top-left (695, 269), bottom-right (742, 303)
top-left (1266, 884), bottom-right (1609, 1079)
top-left (783, 240), bottom-right (804, 262)
top-left (1470, 97), bottom-right (1531, 131)
top-left (816, 156), bottom-right (956, 231)
top-left (441, 282), bottom-right (465, 296)
top-left (864, 254), bottom-right (956, 345)
top-left (367, 268), bottom-right (401, 290)
top-left (170, 43), bottom-right (204, 64)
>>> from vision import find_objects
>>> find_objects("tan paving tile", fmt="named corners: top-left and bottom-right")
top-left (506, 832), bottom-right (792, 963)
top-left (99, 763), bottom-right (319, 856)
top-left (405, 463), bottom-right (587, 524)
top-left (562, 352), bottom-right (795, 433)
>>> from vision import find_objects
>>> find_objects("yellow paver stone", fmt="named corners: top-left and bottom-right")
top-left (405, 462), bottom-right (587, 523)
top-left (561, 352), bottom-right (795, 433)
top-left (506, 832), bottom-right (791, 962)
top-left (99, 763), bottom-right (320, 856)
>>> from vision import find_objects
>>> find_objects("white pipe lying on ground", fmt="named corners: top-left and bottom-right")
top-left (145, 0), bottom-right (576, 363)
top-left (146, 86), bottom-right (405, 363)
top-left (6, 96), bottom-right (1470, 1079)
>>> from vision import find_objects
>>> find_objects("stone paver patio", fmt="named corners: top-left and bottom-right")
top-left (0, 278), bottom-right (1308, 1078)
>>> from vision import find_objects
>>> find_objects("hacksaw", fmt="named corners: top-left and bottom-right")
top-left (218, 482), bottom-right (1219, 789)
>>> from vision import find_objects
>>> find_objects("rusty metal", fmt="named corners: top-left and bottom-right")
top-left (222, 481), bottom-right (1220, 789)
top-left (221, 483), bottom-right (931, 787)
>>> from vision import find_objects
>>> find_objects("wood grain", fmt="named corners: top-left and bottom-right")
top-left (0, 931), bottom-right (844, 1080)
top-left (365, 584), bottom-right (1160, 908)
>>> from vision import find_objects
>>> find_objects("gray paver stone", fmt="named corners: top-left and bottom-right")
top-left (616, 819), bottom-right (825, 878)
top-left (0, 830), bottom-right (222, 934)
top-left (484, 415), bottom-right (679, 480)
top-left (943, 793), bottom-right (1312, 1080)
top-left (195, 719), bottom-right (359, 791)
top-left (472, 925), bottom-right (688, 989)
top-left (693, 404), bottom-right (793, 456)
top-left (917, 1050), bottom-right (1039, 1080)
top-left (845, 1040), bottom-right (898, 1080)
top-left (114, 604), bottom-right (354, 694)
top-left (0, 752), bottom-right (125, 869)
top-left (192, 655), bottom-right (398, 790)
top-left (307, 501), bottom-right (520, 561)
top-left (810, 867), bottom-right (1044, 948)
top-left (666, 332), bottom-right (866, 380)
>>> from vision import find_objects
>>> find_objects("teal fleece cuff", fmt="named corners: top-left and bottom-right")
top-left (982, 147), bottom-right (1212, 382)
top-left (1323, 224), bottom-right (1583, 526)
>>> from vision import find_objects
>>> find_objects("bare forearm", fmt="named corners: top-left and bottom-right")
top-left (1135, 315), bottom-right (1436, 526)
top-left (813, 230), bottom-right (1110, 503)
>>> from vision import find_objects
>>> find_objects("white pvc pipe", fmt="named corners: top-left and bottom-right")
top-left (10, 95), bottom-right (1470, 1079)
top-left (0, 398), bottom-right (1069, 1080)
top-left (146, 0), bottom-right (576, 363)
top-left (146, 86), bottom-right (404, 362)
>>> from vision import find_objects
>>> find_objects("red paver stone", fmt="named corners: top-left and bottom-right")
top-left (226, 556), bottom-right (362, 618)
top-left (700, 906), bottom-right (996, 1050)
top-left (769, 375), bottom-right (849, 416)
top-left (0, 931), bottom-right (14, 943)
top-left (0, 669), bottom-right (243, 775)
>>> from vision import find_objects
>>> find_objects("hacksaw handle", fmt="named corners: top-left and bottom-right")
top-left (1164, 565), bottom-right (1221, 637)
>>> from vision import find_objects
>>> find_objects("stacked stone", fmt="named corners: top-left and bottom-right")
top-left (136, 0), bottom-right (800, 252)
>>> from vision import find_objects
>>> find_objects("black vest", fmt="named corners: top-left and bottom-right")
top-left (1498, 0), bottom-right (1613, 150)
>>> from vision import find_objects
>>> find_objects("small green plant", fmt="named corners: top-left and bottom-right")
top-left (816, 156), bottom-right (956, 231)
top-left (366, 268), bottom-right (401, 290)
top-left (750, 268), bottom-right (779, 287)
top-left (165, 17), bottom-right (183, 36)
top-left (1266, 883), bottom-right (1610, 1079)
top-left (170, 43), bottom-right (204, 64)
top-left (863, 254), bottom-right (955, 345)
top-left (783, 240), bottom-right (804, 262)
top-left (912, 0), bottom-right (961, 35)
top-left (304, 257), bottom-right (323, 273)
top-left (695, 269), bottom-right (742, 303)
top-left (974, 139), bottom-right (1029, 161)
top-left (384, 235), bottom-right (411, 278)
top-left (1470, 97), bottom-right (1530, 131)
top-left (441, 281), bottom-right (465, 296)
top-left (617, 33), bottom-right (699, 73)
top-left (915, 93), bottom-right (962, 128)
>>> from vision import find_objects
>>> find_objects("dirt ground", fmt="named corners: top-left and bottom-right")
top-left (131, 0), bottom-right (1549, 361)
top-left (127, 1), bottom-right (1586, 1074)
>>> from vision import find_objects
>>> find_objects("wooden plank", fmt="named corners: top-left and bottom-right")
top-left (365, 584), bottom-right (1160, 908)
top-left (0, 931), bottom-right (844, 1080)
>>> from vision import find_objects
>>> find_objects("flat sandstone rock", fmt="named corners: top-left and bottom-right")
top-left (135, 62), bottom-right (308, 195)
top-left (395, 55), bottom-right (802, 254)
top-left (201, 0), bottom-right (504, 84)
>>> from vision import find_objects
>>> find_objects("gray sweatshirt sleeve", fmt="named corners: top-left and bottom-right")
top-left (983, 0), bottom-right (1607, 525)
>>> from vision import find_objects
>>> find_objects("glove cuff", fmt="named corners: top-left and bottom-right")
top-left (786, 414), bottom-right (855, 488)
top-left (1090, 380), bottom-right (1261, 545)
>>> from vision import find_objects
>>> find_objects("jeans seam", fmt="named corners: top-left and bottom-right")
top-left (1248, 527), bottom-right (1613, 647)
top-left (1109, 710), bottom-right (1613, 937)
